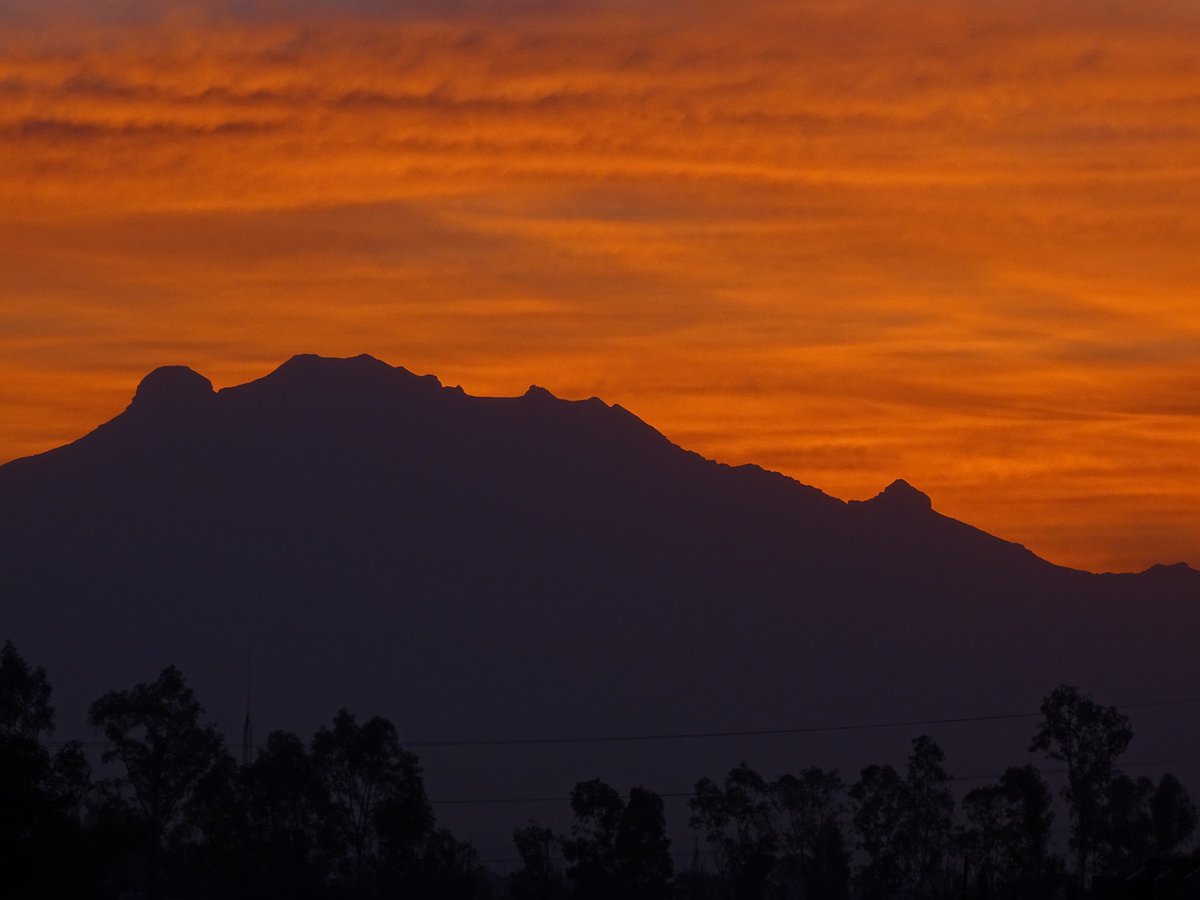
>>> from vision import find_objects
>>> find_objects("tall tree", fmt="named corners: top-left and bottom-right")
top-left (961, 765), bottom-right (1062, 899)
top-left (508, 823), bottom-right (567, 900)
top-left (1089, 770), bottom-right (1197, 877)
top-left (0, 641), bottom-right (90, 898)
top-left (1095, 773), bottom-right (1154, 876)
top-left (689, 764), bottom-right (777, 900)
top-left (88, 666), bottom-right (231, 895)
top-left (773, 767), bottom-right (850, 899)
top-left (563, 779), bottom-right (624, 898)
top-left (406, 828), bottom-right (489, 900)
top-left (246, 730), bottom-right (338, 893)
top-left (182, 750), bottom-right (250, 898)
top-left (0, 640), bottom-right (54, 739)
top-left (0, 641), bottom-right (57, 848)
top-left (1149, 773), bottom-right (1198, 856)
top-left (47, 739), bottom-right (94, 827)
top-left (673, 838), bottom-right (722, 900)
top-left (850, 763), bottom-right (907, 900)
top-left (563, 779), bottom-right (673, 900)
top-left (310, 708), bottom-right (432, 889)
top-left (194, 729), bottom-right (339, 899)
top-left (1029, 685), bottom-right (1133, 890)
top-left (904, 735), bottom-right (954, 897)
top-left (617, 787), bottom-right (674, 898)
top-left (851, 736), bottom-right (955, 899)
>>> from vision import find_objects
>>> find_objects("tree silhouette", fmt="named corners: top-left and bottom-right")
top-left (961, 764), bottom-right (1062, 899)
top-left (674, 838), bottom-right (722, 900)
top-left (0, 641), bottom-right (56, 852)
top-left (7, 654), bottom-right (1196, 899)
top-left (87, 665), bottom-right (231, 896)
top-left (1029, 684), bottom-right (1133, 890)
top-left (0, 642), bottom-right (94, 897)
top-left (183, 749), bottom-right (250, 897)
top-left (310, 708), bottom-right (432, 890)
top-left (562, 779), bottom-right (673, 900)
top-left (851, 762), bottom-right (907, 899)
top-left (219, 729), bottom-right (338, 898)
top-left (403, 827), bottom-right (489, 900)
top-left (563, 778), bottom-right (626, 898)
top-left (1096, 773), bottom-right (1155, 876)
top-left (507, 823), bottom-right (567, 900)
top-left (851, 735), bottom-right (954, 899)
top-left (689, 763), bottom-right (777, 900)
top-left (904, 735), bottom-right (954, 896)
top-left (1088, 770), bottom-right (1198, 879)
top-left (0, 640), bottom-right (54, 739)
top-left (773, 767), bottom-right (850, 898)
top-left (47, 739), bottom-right (93, 826)
top-left (178, 728), bottom-right (345, 898)
top-left (1149, 773), bottom-right (1198, 856)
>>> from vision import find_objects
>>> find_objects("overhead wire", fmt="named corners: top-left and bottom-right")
top-left (44, 694), bottom-right (1200, 752)
top-left (41, 696), bottom-right (1200, 808)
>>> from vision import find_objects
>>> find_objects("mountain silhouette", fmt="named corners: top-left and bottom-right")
top-left (2, 354), bottom-right (1197, 860)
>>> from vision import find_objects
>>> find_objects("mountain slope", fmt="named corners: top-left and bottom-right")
top-left (2, 354), bottom-right (1197, 859)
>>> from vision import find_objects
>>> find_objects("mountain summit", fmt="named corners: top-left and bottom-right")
top-left (859, 478), bottom-right (934, 513)
top-left (1, 354), bottom-right (1197, 859)
top-left (130, 365), bottom-right (215, 412)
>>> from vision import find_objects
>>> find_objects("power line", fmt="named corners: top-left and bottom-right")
top-left (399, 696), bottom-right (1200, 749)
top-left (43, 695), bottom-right (1200, 753)
top-left (426, 755), bottom-right (1200, 807)
top-left (37, 640), bottom-right (1200, 676)
top-left (57, 740), bottom-right (1200, 809)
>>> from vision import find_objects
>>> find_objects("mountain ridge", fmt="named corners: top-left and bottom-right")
top-left (11, 353), bottom-right (1190, 579)
top-left (2, 353), bottom-right (1197, 863)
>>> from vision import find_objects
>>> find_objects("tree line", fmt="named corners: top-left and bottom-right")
top-left (2, 640), bottom-right (1196, 899)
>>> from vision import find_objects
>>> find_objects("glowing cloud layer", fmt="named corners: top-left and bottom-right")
top-left (2, 0), bottom-right (1198, 571)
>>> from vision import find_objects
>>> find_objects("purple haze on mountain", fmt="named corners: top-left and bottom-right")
top-left (2, 354), bottom-right (1197, 862)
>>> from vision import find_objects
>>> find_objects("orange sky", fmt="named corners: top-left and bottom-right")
top-left (2, 0), bottom-right (1198, 573)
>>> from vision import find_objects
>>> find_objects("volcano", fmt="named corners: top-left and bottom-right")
top-left (3, 354), bottom-right (1196, 861)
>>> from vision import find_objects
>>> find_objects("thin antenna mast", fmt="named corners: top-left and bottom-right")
top-left (242, 647), bottom-right (253, 766)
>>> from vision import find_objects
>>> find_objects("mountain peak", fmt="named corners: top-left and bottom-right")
top-left (1138, 561), bottom-right (1199, 578)
top-left (274, 353), bottom-right (393, 377)
top-left (869, 478), bottom-right (933, 512)
top-left (246, 353), bottom-right (442, 393)
top-left (130, 365), bottom-right (215, 412)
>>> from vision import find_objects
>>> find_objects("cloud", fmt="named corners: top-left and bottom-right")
top-left (1, 0), bottom-right (1198, 571)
